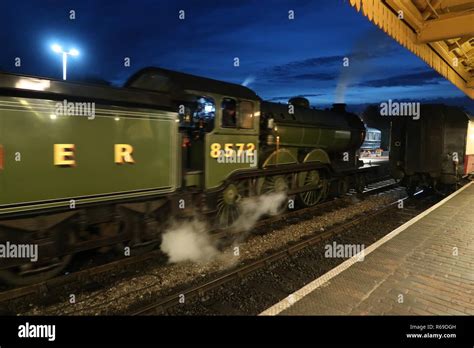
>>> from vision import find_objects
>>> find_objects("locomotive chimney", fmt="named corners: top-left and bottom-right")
top-left (332, 103), bottom-right (346, 113)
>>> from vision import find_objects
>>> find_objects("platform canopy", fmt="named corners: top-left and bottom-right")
top-left (349, 0), bottom-right (474, 99)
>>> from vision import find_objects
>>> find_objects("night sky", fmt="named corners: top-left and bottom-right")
top-left (0, 0), bottom-right (472, 112)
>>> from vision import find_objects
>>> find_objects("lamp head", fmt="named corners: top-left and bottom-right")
top-left (51, 44), bottom-right (62, 53)
top-left (69, 48), bottom-right (79, 56)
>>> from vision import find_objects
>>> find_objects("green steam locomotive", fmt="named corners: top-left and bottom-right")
top-left (0, 67), bottom-right (375, 285)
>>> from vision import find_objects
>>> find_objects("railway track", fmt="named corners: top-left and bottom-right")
top-left (130, 188), bottom-right (429, 316)
top-left (0, 178), bottom-right (399, 309)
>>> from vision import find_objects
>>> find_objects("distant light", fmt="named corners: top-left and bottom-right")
top-left (16, 78), bottom-right (51, 91)
top-left (51, 44), bottom-right (62, 53)
top-left (50, 114), bottom-right (57, 120)
top-left (114, 117), bottom-right (120, 121)
top-left (204, 105), bottom-right (214, 113)
top-left (69, 48), bottom-right (79, 56)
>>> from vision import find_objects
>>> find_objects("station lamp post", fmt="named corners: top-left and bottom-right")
top-left (51, 44), bottom-right (79, 80)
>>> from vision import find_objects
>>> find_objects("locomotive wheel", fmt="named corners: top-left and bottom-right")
top-left (297, 170), bottom-right (328, 207)
top-left (259, 174), bottom-right (291, 194)
top-left (0, 227), bottom-right (75, 286)
top-left (256, 174), bottom-right (291, 214)
top-left (216, 181), bottom-right (248, 228)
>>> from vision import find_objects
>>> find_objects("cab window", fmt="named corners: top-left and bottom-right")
top-left (221, 98), bottom-right (254, 129)
top-left (221, 98), bottom-right (237, 128)
top-left (179, 96), bottom-right (215, 132)
top-left (239, 101), bottom-right (254, 129)
top-left (194, 96), bottom-right (215, 132)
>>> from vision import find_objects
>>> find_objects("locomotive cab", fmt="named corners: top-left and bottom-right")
top-left (125, 67), bottom-right (261, 190)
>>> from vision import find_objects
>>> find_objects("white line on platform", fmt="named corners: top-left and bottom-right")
top-left (259, 181), bottom-right (473, 316)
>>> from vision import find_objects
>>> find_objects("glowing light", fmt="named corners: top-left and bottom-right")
top-left (69, 48), bottom-right (79, 56)
top-left (51, 44), bottom-right (62, 53)
top-left (50, 114), bottom-right (57, 120)
top-left (16, 78), bottom-right (51, 91)
top-left (114, 117), bottom-right (120, 121)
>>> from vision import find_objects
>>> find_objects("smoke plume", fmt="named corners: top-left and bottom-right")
top-left (335, 29), bottom-right (397, 103)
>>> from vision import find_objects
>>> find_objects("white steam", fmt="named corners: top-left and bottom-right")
top-left (242, 75), bottom-right (256, 87)
top-left (159, 192), bottom-right (287, 264)
top-left (160, 218), bottom-right (218, 263)
top-left (232, 192), bottom-right (287, 233)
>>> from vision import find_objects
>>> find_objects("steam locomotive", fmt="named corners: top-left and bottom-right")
top-left (0, 67), bottom-right (381, 285)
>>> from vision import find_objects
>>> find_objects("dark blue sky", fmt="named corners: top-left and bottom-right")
top-left (0, 0), bottom-right (472, 112)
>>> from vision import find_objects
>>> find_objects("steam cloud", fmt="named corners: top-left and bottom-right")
top-left (160, 218), bottom-right (218, 263)
top-left (160, 192), bottom-right (287, 264)
top-left (232, 192), bottom-right (287, 233)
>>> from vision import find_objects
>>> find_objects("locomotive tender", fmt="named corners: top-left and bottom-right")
top-left (390, 104), bottom-right (474, 193)
top-left (0, 67), bottom-right (375, 285)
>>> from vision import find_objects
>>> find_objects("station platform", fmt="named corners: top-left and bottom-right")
top-left (261, 182), bottom-right (474, 315)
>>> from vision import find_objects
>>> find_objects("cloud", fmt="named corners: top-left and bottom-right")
top-left (357, 70), bottom-right (443, 88)
top-left (267, 93), bottom-right (324, 101)
top-left (259, 32), bottom-right (401, 86)
top-left (273, 56), bottom-right (345, 71)
top-left (290, 73), bottom-right (336, 81)
top-left (331, 96), bottom-right (474, 115)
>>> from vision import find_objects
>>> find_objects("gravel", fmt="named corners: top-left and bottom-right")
top-left (16, 189), bottom-right (408, 315)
